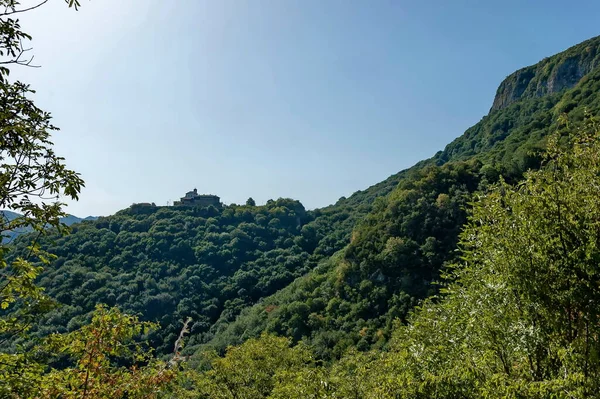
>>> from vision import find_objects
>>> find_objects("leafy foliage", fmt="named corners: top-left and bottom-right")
top-left (202, 39), bottom-right (600, 360)
top-left (185, 115), bottom-right (600, 399)
top-left (185, 334), bottom-right (314, 399)
top-left (9, 199), bottom-right (334, 354)
top-left (0, 2), bottom-right (184, 398)
top-left (5, 13), bottom-right (600, 398)
top-left (40, 305), bottom-right (178, 399)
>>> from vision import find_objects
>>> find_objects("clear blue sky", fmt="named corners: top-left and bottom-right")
top-left (13, 0), bottom-right (600, 216)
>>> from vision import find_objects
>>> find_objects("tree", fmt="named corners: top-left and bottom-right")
top-left (187, 334), bottom-right (314, 399)
top-left (0, 2), bottom-right (181, 397)
top-left (246, 197), bottom-right (256, 206)
top-left (357, 115), bottom-right (600, 398)
top-left (0, 1), bottom-right (86, 395)
top-left (264, 115), bottom-right (600, 399)
top-left (39, 305), bottom-right (177, 399)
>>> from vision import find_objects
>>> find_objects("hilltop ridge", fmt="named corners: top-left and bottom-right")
top-left (490, 35), bottom-right (600, 112)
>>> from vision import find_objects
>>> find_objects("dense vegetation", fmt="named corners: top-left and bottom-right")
top-left (8, 190), bottom-right (393, 356)
top-left (201, 160), bottom-right (483, 359)
top-left (0, 2), bottom-right (181, 397)
top-left (4, 2), bottom-right (600, 396)
top-left (178, 116), bottom-right (600, 398)
top-left (10, 33), bottom-right (600, 362)
top-left (199, 41), bottom-right (600, 359)
top-left (9, 199), bottom-right (330, 353)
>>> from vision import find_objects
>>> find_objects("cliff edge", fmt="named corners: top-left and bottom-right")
top-left (491, 36), bottom-right (600, 112)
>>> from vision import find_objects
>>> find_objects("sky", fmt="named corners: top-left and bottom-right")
top-left (11, 0), bottom-right (600, 216)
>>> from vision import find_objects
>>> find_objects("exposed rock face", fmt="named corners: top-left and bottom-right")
top-left (490, 36), bottom-right (600, 112)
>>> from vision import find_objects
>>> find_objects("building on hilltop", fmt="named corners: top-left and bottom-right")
top-left (173, 188), bottom-right (220, 207)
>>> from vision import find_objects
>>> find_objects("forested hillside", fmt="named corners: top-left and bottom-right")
top-left (181, 118), bottom-right (600, 397)
top-left (13, 35), bottom-right (600, 359)
top-left (6, 23), bottom-right (600, 397)
top-left (196, 35), bottom-right (600, 358)
top-left (10, 199), bottom-right (329, 353)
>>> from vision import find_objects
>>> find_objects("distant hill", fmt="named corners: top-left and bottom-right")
top-left (1, 211), bottom-right (98, 242)
top-left (59, 214), bottom-right (99, 226)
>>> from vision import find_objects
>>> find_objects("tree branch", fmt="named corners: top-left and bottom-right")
top-left (0, 40), bottom-right (40, 68)
top-left (0, 0), bottom-right (49, 17)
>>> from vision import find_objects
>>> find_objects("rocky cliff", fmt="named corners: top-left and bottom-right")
top-left (490, 35), bottom-right (600, 112)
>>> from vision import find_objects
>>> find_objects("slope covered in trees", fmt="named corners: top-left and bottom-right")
top-left (4, 0), bottom-right (600, 394)
top-left (9, 199), bottom-right (333, 353)
top-left (181, 118), bottom-right (600, 398)
top-left (7, 25), bottom-right (600, 399)
top-left (198, 35), bottom-right (600, 359)
top-left (14, 34), bottom-right (600, 359)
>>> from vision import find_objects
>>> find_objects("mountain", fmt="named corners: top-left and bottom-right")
top-left (9, 35), bottom-right (600, 360)
top-left (1, 211), bottom-right (98, 242)
top-left (490, 35), bottom-right (600, 112)
top-left (193, 35), bottom-right (600, 359)
top-left (1, 211), bottom-right (97, 227)
top-left (0, 210), bottom-right (28, 242)
top-left (60, 214), bottom-right (99, 226)
top-left (1, 210), bottom-right (20, 220)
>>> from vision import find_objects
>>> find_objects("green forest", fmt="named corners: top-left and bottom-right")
top-left (4, 1), bottom-right (600, 398)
